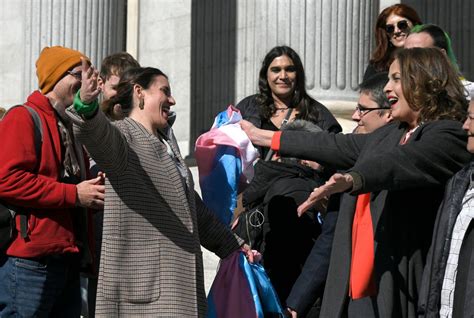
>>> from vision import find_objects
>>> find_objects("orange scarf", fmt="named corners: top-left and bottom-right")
top-left (349, 193), bottom-right (376, 299)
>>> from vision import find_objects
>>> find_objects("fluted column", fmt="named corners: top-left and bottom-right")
top-left (23, 0), bottom-right (126, 98)
top-left (235, 0), bottom-right (378, 103)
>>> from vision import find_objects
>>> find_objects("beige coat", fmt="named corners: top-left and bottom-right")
top-left (69, 109), bottom-right (241, 317)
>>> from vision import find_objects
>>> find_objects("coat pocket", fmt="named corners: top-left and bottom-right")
top-left (101, 238), bottom-right (160, 303)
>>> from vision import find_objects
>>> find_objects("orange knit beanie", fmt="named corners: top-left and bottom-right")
top-left (36, 46), bottom-right (90, 94)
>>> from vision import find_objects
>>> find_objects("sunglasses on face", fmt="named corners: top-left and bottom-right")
top-left (385, 20), bottom-right (410, 34)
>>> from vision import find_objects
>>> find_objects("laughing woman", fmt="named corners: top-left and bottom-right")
top-left (241, 47), bottom-right (470, 317)
top-left (364, 4), bottom-right (422, 81)
top-left (67, 63), bottom-right (249, 317)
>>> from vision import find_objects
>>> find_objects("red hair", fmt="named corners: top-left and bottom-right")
top-left (370, 4), bottom-right (422, 71)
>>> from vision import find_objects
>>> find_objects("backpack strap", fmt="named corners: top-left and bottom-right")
top-left (4, 105), bottom-right (43, 239)
top-left (23, 106), bottom-right (43, 159)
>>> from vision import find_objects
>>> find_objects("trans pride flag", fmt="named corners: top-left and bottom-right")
top-left (207, 251), bottom-right (285, 318)
top-left (195, 106), bottom-right (259, 226)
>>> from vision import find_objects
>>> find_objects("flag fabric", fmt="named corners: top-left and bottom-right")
top-left (195, 105), bottom-right (259, 226)
top-left (207, 251), bottom-right (285, 318)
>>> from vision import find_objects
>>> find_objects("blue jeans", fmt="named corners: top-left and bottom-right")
top-left (0, 254), bottom-right (81, 317)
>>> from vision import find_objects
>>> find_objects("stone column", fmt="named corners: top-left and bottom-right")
top-left (234, 0), bottom-right (378, 112)
top-left (23, 0), bottom-right (126, 98)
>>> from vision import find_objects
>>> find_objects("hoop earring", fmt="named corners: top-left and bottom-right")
top-left (139, 98), bottom-right (144, 110)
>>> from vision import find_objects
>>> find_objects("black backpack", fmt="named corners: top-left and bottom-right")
top-left (232, 203), bottom-right (265, 251)
top-left (0, 105), bottom-right (43, 250)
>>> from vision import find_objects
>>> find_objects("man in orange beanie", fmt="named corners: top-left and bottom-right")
top-left (0, 46), bottom-right (105, 317)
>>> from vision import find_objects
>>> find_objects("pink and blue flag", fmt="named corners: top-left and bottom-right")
top-left (207, 251), bottom-right (285, 318)
top-left (195, 106), bottom-right (258, 226)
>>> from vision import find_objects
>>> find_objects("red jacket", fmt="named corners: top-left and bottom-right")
top-left (0, 91), bottom-right (83, 258)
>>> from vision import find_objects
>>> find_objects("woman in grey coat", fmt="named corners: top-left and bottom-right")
top-left (68, 63), bottom-right (248, 317)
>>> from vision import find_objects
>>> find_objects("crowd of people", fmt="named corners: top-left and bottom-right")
top-left (0, 3), bottom-right (473, 318)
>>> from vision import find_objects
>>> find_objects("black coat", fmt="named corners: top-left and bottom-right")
top-left (236, 95), bottom-right (342, 155)
top-left (241, 159), bottom-right (328, 305)
top-left (418, 162), bottom-right (474, 317)
top-left (236, 94), bottom-right (341, 306)
top-left (278, 120), bottom-right (471, 317)
top-left (285, 197), bottom-right (339, 317)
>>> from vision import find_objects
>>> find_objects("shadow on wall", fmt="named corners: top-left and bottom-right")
top-left (189, 0), bottom-right (237, 157)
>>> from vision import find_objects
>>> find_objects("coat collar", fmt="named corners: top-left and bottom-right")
top-left (26, 91), bottom-right (56, 115)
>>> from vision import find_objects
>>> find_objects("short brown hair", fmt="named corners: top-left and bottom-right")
top-left (396, 47), bottom-right (467, 123)
top-left (100, 52), bottom-right (140, 81)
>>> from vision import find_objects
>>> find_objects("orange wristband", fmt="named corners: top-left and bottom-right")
top-left (271, 131), bottom-right (282, 151)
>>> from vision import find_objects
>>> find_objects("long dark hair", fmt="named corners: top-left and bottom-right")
top-left (102, 67), bottom-right (167, 117)
top-left (256, 46), bottom-right (319, 123)
top-left (370, 4), bottom-right (422, 72)
top-left (397, 48), bottom-right (467, 123)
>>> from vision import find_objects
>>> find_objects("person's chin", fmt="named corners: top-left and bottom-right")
top-left (467, 140), bottom-right (474, 154)
top-left (391, 37), bottom-right (406, 47)
top-left (274, 90), bottom-right (292, 99)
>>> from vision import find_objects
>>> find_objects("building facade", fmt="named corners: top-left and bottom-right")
top-left (1, 0), bottom-right (472, 156)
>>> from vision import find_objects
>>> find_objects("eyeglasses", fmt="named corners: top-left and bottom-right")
top-left (385, 20), bottom-right (410, 34)
top-left (67, 70), bottom-right (82, 81)
top-left (356, 105), bottom-right (388, 116)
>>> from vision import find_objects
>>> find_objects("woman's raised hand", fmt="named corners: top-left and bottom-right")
top-left (297, 173), bottom-right (354, 216)
top-left (80, 57), bottom-right (101, 104)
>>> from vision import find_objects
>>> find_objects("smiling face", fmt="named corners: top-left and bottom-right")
top-left (384, 59), bottom-right (419, 128)
top-left (50, 64), bottom-right (83, 111)
top-left (385, 14), bottom-right (413, 48)
top-left (352, 91), bottom-right (391, 134)
top-left (463, 100), bottom-right (474, 153)
top-left (267, 55), bottom-right (297, 102)
top-left (142, 75), bottom-right (175, 130)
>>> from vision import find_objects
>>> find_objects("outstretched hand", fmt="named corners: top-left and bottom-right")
top-left (80, 57), bottom-right (101, 104)
top-left (297, 173), bottom-right (354, 216)
top-left (240, 119), bottom-right (273, 147)
top-left (240, 120), bottom-right (259, 144)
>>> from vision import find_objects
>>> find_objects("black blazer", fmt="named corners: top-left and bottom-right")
top-left (279, 120), bottom-right (470, 317)
top-left (418, 162), bottom-right (474, 317)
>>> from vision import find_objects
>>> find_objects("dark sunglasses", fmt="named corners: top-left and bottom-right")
top-left (385, 20), bottom-right (409, 34)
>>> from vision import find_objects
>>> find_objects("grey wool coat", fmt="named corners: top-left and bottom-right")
top-left (68, 109), bottom-right (242, 317)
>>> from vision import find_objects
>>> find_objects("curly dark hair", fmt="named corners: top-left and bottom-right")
top-left (101, 67), bottom-right (167, 118)
top-left (371, 4), bottom-right (422, 72)
top-left (256, 46), bottom-right (320, 123)
top-left (396, 48), bottom-right (467, 123)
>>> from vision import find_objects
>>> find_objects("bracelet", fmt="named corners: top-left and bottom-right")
top-left (74, 90), bottom-right (99, 118)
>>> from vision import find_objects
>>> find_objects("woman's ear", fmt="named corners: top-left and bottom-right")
top-left (133, 84), bottom-right (144, 100)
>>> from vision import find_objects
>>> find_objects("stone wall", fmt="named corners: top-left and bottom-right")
top-left (0, 0), bottom-right (126, 109)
